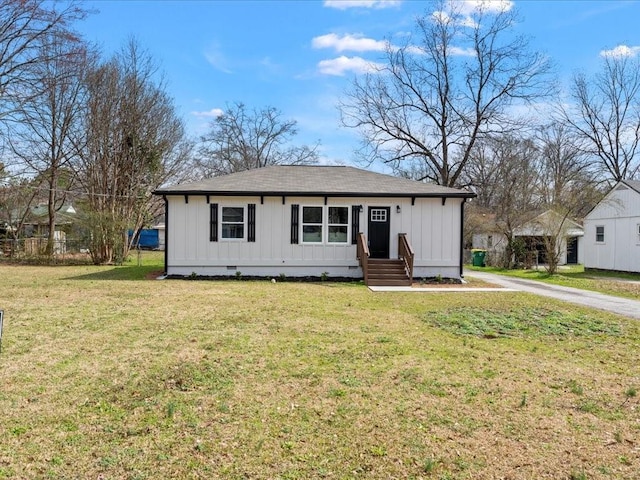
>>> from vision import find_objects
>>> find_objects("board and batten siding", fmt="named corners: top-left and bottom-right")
top-left (165, 194), bottom-right (464, 278)
top-left (583, 183), bottom-right (640, 273)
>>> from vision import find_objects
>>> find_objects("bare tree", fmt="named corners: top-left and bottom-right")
top-left (77, 39), bottom-right (192, 264)
top-left (197, 102), bottom-right (319, 177)
top-left (563, 54), bottom-right (640, 182)
top-left (465, 134), bottom-right (542, 268)
top-left (536, 123), bottom-right (600, 214)
top-left (0, 0), bottom-right (87, 134)
top-left (340, 0), bottom-right (551, 187)
top-left (534, 123), bottom-right (601, 274)
top-left (0, 176), bottom-right (39, 244)
top-left (7, 30), bottom-right (89, 255)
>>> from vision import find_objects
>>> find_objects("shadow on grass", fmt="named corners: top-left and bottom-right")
top-left (64, 265), bottom-right (164, 281)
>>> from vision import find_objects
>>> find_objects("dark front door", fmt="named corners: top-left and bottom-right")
top-left (566, 236), bottom-right (578, 264)
top-left (368, 207), bottom-right (390, 258)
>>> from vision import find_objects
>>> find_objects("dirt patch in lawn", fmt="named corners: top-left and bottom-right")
top-left (144, 269), bottom-right (165, 280)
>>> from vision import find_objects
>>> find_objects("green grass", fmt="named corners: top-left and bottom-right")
top-left (469, 264), bottom-right (640, 299)
top-left (425, 306), bottom-right (622, 338)
top-left (0, 253), bottom-right (638, 479)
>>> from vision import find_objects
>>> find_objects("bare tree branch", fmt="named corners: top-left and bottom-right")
top-left (340, 0), bottom-right (552, 187)
top-left (196, 102), bottom-right (319, 177)
top-left (562, 55), bottom-right (640, 182)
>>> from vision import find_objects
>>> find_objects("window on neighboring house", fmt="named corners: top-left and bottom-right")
top-left (328, 206), bottom-right (349, 243)
top-left (221, 206), bottom-right (245, 239)
top-left (637, 224), bottom-right (640, 244)
top-left (302, 206), bottom-right (323, 243)
top-left (596, 225), bottom-right (605, 243)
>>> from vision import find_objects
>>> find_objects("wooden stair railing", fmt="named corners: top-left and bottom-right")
top-left (398, 233), bottom-right (414, 284)
top-left (356, 232), bottom-right (370, 285)
top-left (357, 232), bottom-right (414, 286)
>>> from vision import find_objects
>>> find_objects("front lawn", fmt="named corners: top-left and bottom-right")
top-left (0, 255), bottom-right (638, 479)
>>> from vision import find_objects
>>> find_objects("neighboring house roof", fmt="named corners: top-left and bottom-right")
top-left (154, 165), bottom-right (475, 199)
top-left (584, 179), bottom-right (640, 219)
top-left (25, 204), bottom-right (77, 226)
top-left (514, 210), bottom-right (584, 237)
top-left (621, 179), bottom-right (640, 195)
top-left (31, 204), bottom-right (76, 217)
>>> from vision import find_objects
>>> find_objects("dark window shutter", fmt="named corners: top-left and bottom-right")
top-left (351, 205), bottom-right (360, 244)
top-left (210, 203), bottom-right (218, 242)
top-left (248, 203), bottom-right (256, 242)
top-left (291, 204), bottom-right (299, 244)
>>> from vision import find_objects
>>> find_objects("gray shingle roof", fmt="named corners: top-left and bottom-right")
top-left (622, 179), bottom-right (640, 194)
top-left (154, 165), bottom-right (475, 198)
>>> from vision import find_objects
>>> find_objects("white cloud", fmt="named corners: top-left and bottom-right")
top-left (433, 1), bottom-right (512, 29)
top-left (456, 0), bottom-right (513, 15)
top-left (432, 10), bottom-right (478, 28)
top-left (600, 44), bottom-right (640, 58)
top-left (317, 56), bottom-right (383, 76)
top-left (450, 46), bottom-right (477, 57)
top-left (191, 108), bottom-right (224, 118)
top-left (323, 0), bottom-right (401, 10)
top-left (312, 33), bottom-right (388, 53)
top-left (204, 43), bottom-right (232, 73)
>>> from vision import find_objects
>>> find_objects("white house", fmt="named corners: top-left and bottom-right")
top-left (583, 179), bottom-right (640, 273)
top-left (153, 165), bottom-right (475, 284)
top-left (471, 210), bottom-right (583, 266)
top-left (513, 210), bottom-right (584, 266)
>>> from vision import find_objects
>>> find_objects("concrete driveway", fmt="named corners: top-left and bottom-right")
top-left (465, 270), bottom-right (640, 320)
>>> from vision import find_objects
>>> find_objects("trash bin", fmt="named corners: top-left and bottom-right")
top-left (472, 249), bottom-right (486, 267)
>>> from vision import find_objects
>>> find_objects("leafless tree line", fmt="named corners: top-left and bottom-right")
top-left (2, 0), bottom-right (640, 268)
top-left (341, 0), bottom-right (640, 189)
top-left (339, 0), bottom-right (640, 271)
top-left (0, 2), bottom-right (319, 264)
top-left (0, 1), bottom-right (194, 263)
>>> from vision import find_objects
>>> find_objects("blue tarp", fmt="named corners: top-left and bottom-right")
top-left (128, 229), bottom-right (160, 249)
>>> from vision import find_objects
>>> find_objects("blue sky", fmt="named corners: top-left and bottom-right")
top-left (78, 0), bottom-right (640, 171)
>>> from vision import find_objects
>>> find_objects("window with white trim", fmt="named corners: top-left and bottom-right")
top-left (300, 206), bottom-right (350, 244)
top-left (221, 206), bottom-right (245, 239)
top-left (637, 224), bottom-right (640, 244)
top-left (595, 225), bottom-right (605, 243)
top-left (302, 206), bottom-right (323, 243)
top-left (328, 207), bottom-right (349, 243)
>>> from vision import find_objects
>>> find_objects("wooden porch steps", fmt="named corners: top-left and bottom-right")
top-left (366, 258), bottom-right (412, 286)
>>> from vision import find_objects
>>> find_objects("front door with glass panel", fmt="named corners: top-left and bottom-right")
top-left (368, 207), bottom-right (390, 258)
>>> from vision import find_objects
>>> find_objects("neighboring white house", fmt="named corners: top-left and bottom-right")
top-left (472, 210), bottom-right (583, 266)
top-left (153, 165), bottom-right (475, 282)
top-left (583, 179), bottom-right (640, 273)
top-left (513, 210), bottom-right (584, 266)
top-left (153, 223), bottom-right (166, 251)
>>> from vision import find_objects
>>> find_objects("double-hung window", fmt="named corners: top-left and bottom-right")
top-left (210, 203), bottom-right (255, 242)
top-left (302, 206), bottom-right (323, 243)
top-left (221, 206), bottom-right (245, 240)
top-left (299, 205), bottom-right (349, 244)
top-left (595, 225), bottom-right (605, 243)
top-left (328, 207), bottom-right (349, 243)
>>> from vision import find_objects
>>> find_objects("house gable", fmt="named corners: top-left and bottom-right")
top-left (586, 180), bottom-right (640, 221)
top-left (583, 180), bottom-right (640, 273)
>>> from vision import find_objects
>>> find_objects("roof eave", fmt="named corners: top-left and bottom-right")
top-left (152, 189), bottom-right (476, 199)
